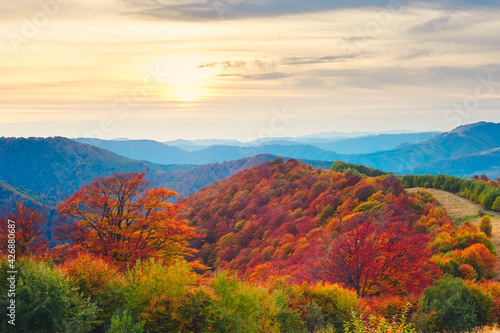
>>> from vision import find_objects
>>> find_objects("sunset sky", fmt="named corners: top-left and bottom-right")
top-left (1, 0), bottom-right (500, 141)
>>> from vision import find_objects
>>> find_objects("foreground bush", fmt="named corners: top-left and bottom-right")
top-left (343, 304), bottom-right (415, 333)
top-left (60, 253), bottom-right (125, 333)
top-left (0, 259), bottom-right (97, 333)
top-left (300, 282), bottom-right (359, 331)
top-left (414, 275), bottom-right (493, 332)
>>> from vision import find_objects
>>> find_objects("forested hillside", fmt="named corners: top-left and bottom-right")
top-left (2, 159), bottom-right (500, 332)
top-left (402, 174), bottom-right (500, 211)
top-left (0, 137), bottom-right (170, 201)
top-left (0, 138), bottom-right (337, 209)
top-left (180, 160), bottom-right (496, 292)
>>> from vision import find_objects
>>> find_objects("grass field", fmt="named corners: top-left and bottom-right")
top-left (407, 188), bottom-right (500, 332)
top-left (407, 187), bottom-right (500, 258)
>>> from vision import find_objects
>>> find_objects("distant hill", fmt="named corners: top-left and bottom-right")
top-left (0, 179), bottom-right (53, 211)
top-left (0, 137), bottom-right (177, 202)
top-left (164, 132), bottom-right (441, 155)
top-left (155, 154), bottom-right (280, 197)
top-left (408, 148), bottom-right (500, 178)
top-left (4, 121), bottom-right (500, 207)
top-left (183, 144), bottom-right (342, 165)
top-left (162, 139), bottom-right (207, 152)
top-left (298, 129), bottom-right (419, 139)
top-left (74, 122), bottom-right (500, 177)
top-left (346, 122), bottom-right (500, 177)
top-left (74, 138), bottom-right (190, 165)
top-left (0, 137), bottom-right (337, 208)
top-left (311, 132), bottom-right (440, 154)
top-left (75, 138), bottom-right (343, 165)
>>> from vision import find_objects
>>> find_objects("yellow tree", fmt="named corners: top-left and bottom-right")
top-left (480, 215), bottom-right (493, 238)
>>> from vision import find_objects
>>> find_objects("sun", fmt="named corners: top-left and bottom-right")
top-left (160, 56), bottom-right (215, 102)
top-left (172, 85), bottom-right (203, 102)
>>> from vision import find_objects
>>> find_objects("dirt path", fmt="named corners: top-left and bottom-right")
top-left (407, 187), bottom-right (500, 256)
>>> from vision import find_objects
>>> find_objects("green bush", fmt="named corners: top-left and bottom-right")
top-left (301, 282), bottom-right (359, 331)
top-left (0, 259), bottom-right (98, 333)
top-left (106, 310), bottom-right (144, 333)
top-left (210, 272), bottom-right (280, 333)
top-left (480, 215), bottom-right (493, 237)
top-left (415, 275), bottom-right (480, 332)
top-left (304, 301), bottom-right (326, 332)
top-left (492, 197), bottom-right (500, 211)
top-left (401, 174), bottom-right (500, 212)
top-left (343, 304), bottom-right (415, 333)
top-left (331, 161), bottom-right (389, 177)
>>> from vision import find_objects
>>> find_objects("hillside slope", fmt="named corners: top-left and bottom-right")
top-left (312, 132), bottom-right (440, 154)
top-left (347, 122), bottom-right (500, 176)
top-left (179, 158), bottom-right (450, 286)
top-left (407, 188), bottom-right (500, 249)
top-left (184, 144), bottom-right (342, 165)
top-left (408, 148), bottom-right (500, 178)
top-left (0, 137), bottom-right (174, 202)
top-left (74, 138), bottom-right (190, 165)
top-left (0, 137), bottom-right (335, 208)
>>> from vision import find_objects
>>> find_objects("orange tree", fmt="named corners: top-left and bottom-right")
top-left (57, 172), bottom-right (201, 268)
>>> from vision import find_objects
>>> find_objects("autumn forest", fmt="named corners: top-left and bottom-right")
top-left (2, 157), bottom-right (500, 333)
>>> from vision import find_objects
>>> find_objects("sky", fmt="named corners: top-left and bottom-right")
top-left (1, 0), bottom-right (500, 141)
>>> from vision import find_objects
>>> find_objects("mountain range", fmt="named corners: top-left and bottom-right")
top-left (75, 122), bottom-right (500, 178)
top-left (346, 122), bottom-right (500, 177)
top-left (1, 121), bottom-right (499, 213)
top-left (75, 132), bottom-right (439, 165)
top-left (0, 137), bottom-right (323, 209)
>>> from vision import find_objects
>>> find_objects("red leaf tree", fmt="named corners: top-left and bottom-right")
top-left (0, 201), bottom-right (48, 257)
top-left (317, 220), bottom-right (440, 297)
top-left (57, 173), bottom-right (201, 268)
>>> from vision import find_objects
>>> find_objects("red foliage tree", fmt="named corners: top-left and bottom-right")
top-left (0, 201), bottom-right (48, 257)
top-left (317, 220), bottom-right (440, 297)
top-left (57, 172), bottom-right (201, 268)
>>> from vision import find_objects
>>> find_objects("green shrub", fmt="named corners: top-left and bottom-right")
top-left (107, 310), bottom-right (144, 333)
top-left (0, 259), bottom-right (98, 333)
top-left (301, 282), bottom-right (359, 330)
top-left (415, 275), bottom-right (479, 332)
top-left (480, 215), bottom-right (493, 238)
top-left (343, 303), bottom-right (415, 333)
top-left (210, 272), bottom-right (280, 333)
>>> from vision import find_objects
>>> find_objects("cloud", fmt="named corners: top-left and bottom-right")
top-left (294, 78), bottom-right (330, 89)
top-left (408, 16), bottom-right (454, 33)
top-left (198, 59), bottom-right (277, 72)
top-left (121, 0), bottom-right (500, 21)
top-left (242, 72), bottom-right (292, 80)
top-left (282, 55), bottom-right (356, 65)
top-left (397, 49), bottom-right (434, 60)
top-left (200, 54), bottom-right (354, 81)
top-left (308, 64), bottom-right (500, 89)
top-left (201, 59), bottom-right (288, 80)
top-left (407, 13), bottom-right (487, 34)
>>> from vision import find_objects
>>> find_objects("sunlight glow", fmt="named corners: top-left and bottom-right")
top-left (161, 57), bottom-right (216, 102)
